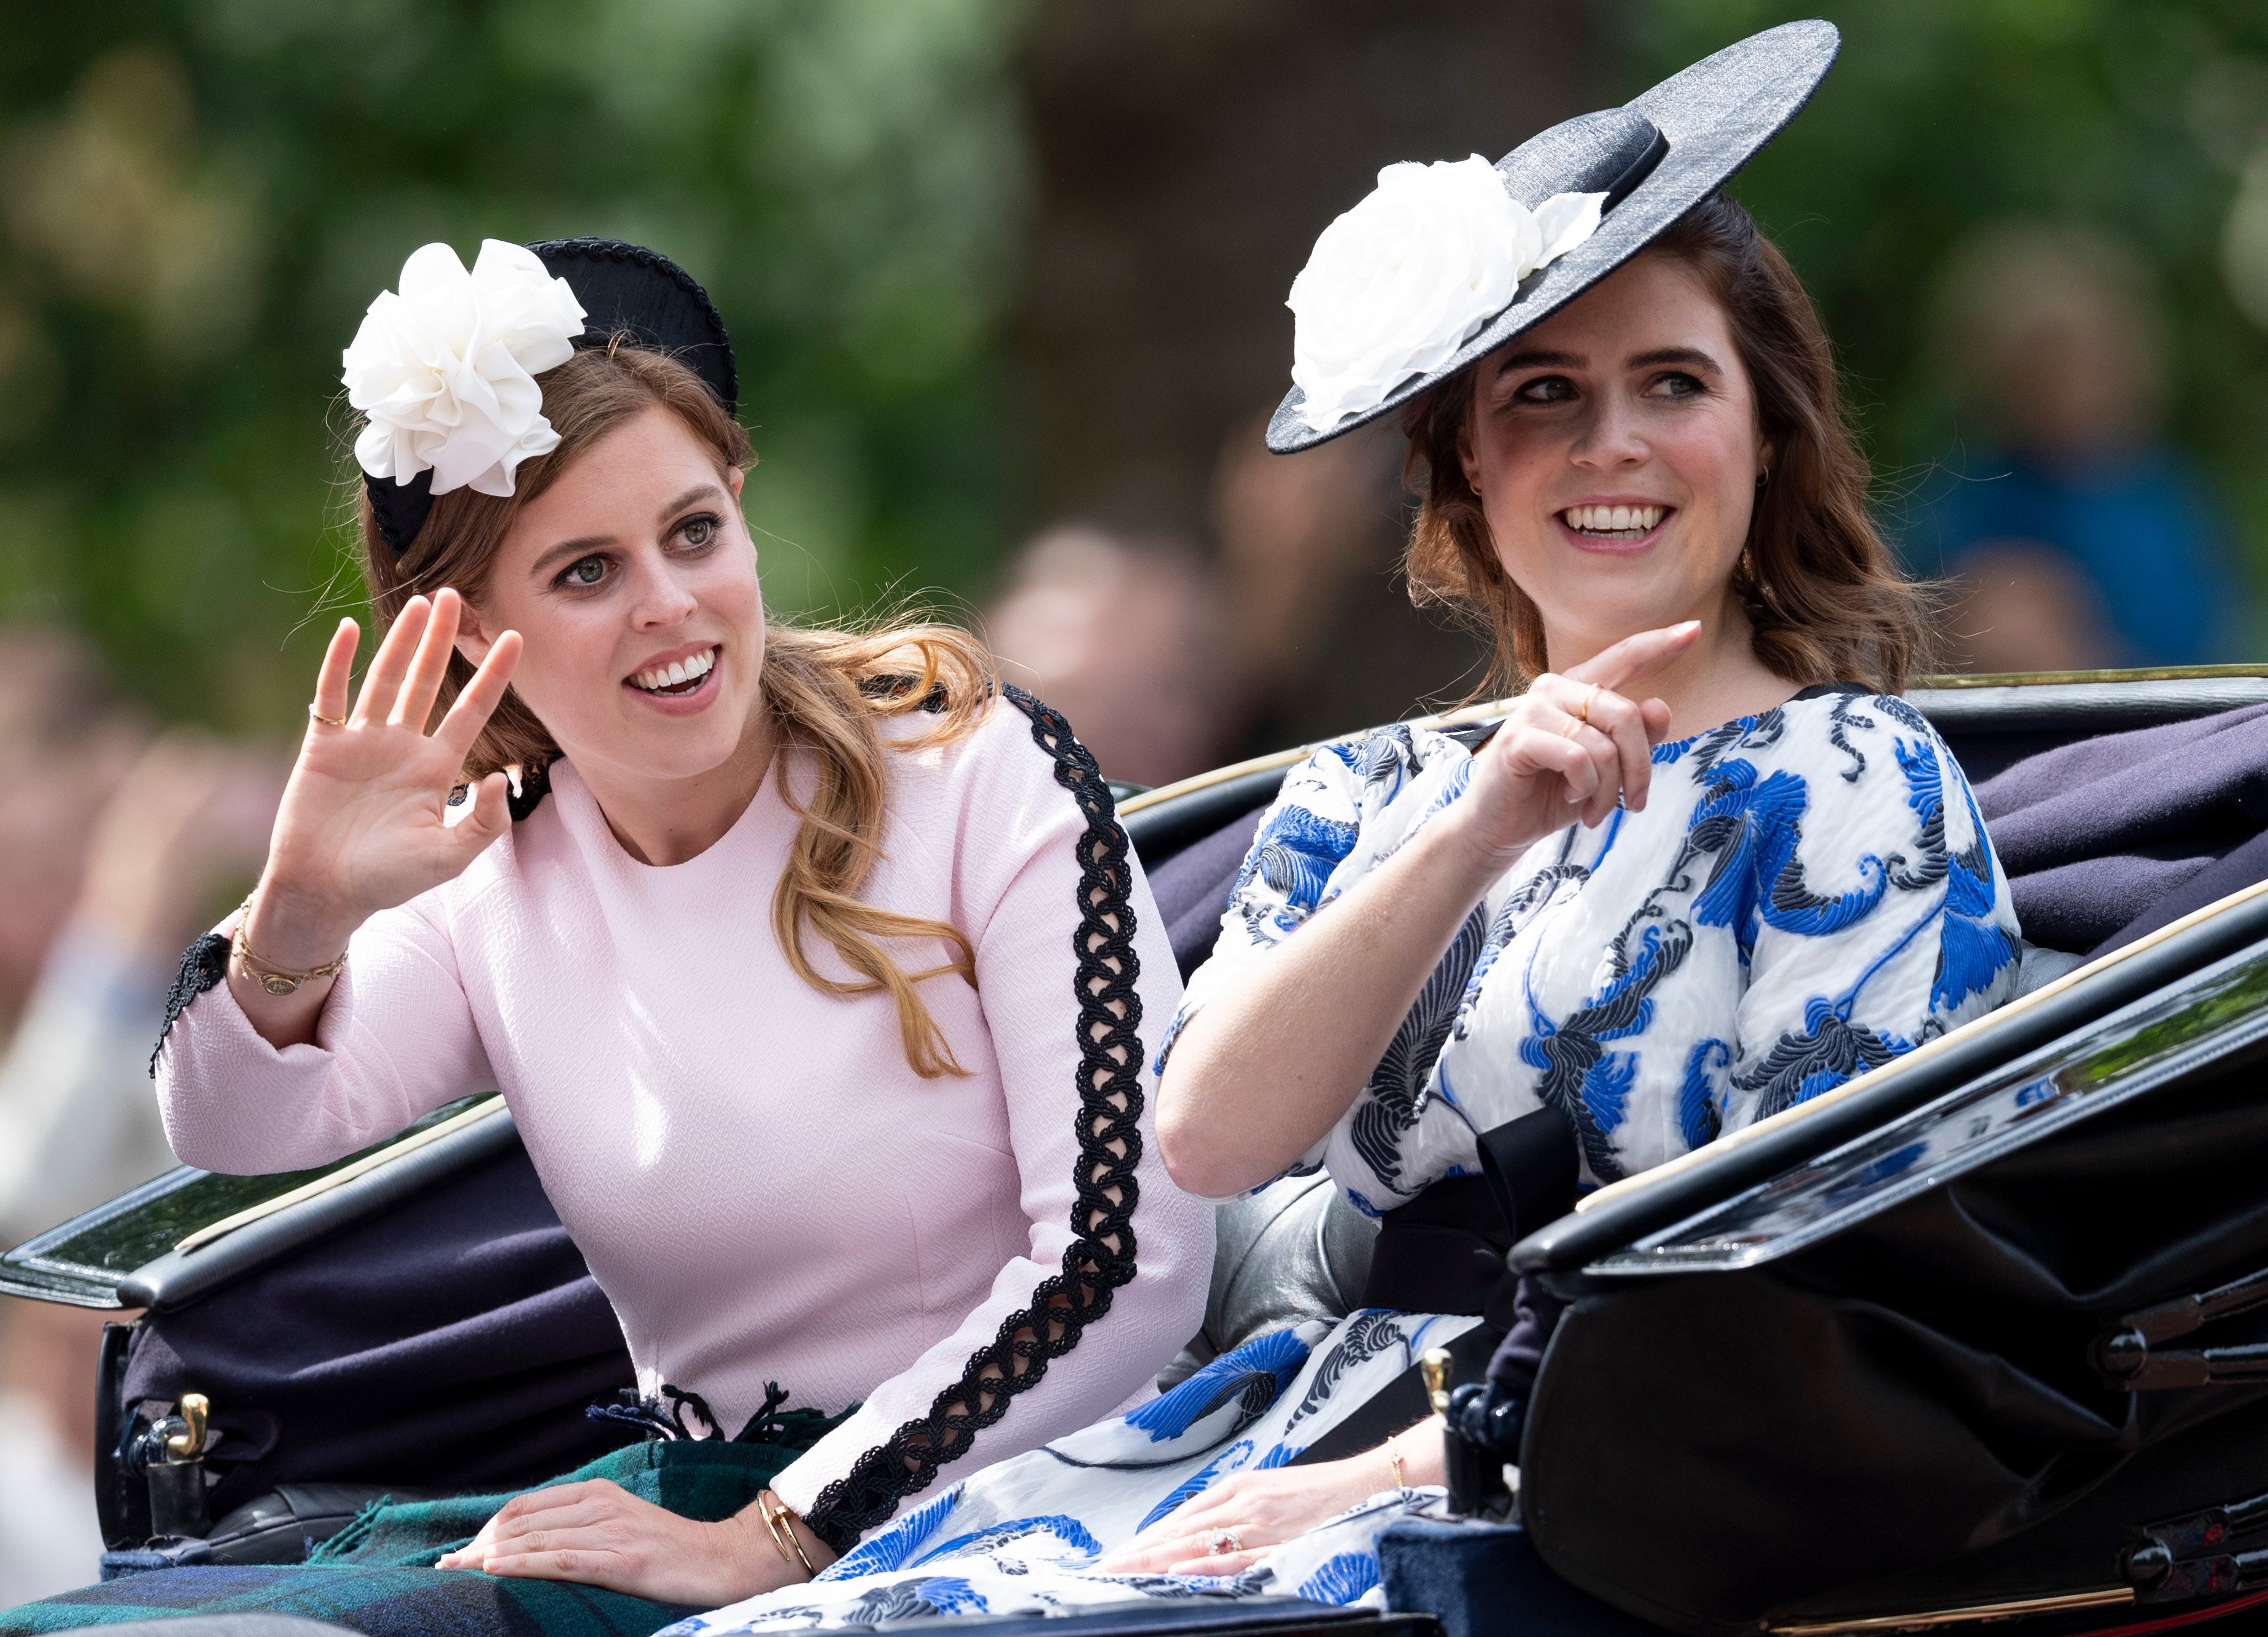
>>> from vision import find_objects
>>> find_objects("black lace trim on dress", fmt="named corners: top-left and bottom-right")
top-left (801, 686), bottom-right (1147, 1552)
top-left (149, 933), bottom-right (231, 1077)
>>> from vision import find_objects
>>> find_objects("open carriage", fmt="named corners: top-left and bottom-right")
top-left (9, 666), bottom-right (2268, 1637)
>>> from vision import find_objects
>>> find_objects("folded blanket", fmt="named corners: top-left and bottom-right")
top-left (1973, 701), bottom-right (2268, 955)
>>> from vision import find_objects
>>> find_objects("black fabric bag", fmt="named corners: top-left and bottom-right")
top-left (1517, 1025), bottom-right (2268, 1635)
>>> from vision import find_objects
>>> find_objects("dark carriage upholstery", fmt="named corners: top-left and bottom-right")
top-left (1976, 701), bottom-right (2268, 955)
top-left (117, 1148), bottom-right (639, 1538)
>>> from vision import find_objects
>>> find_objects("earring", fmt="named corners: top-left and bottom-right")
top-left (1756, 467), bottom-right (1771, 487)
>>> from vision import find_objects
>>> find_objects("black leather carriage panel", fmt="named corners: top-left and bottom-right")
top-left (1521, 1022), bottom-right (2268, 1635)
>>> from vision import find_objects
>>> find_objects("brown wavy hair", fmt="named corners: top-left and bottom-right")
top-left (357, 344), bottom-right (993, 1078)
top-left (1401, 190), bottom-right (1930, 696)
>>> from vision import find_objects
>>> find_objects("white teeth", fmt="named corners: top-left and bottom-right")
top-left (1563, 504), bottom-right (1664, 535)
top-left (631, 647), bottom-right (718, 693)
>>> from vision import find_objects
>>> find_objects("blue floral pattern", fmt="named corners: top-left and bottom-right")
top-left (1170, 687), bottom-right (2021, 1197)
top-left (662, 1313), bottom-right (1474, 1632)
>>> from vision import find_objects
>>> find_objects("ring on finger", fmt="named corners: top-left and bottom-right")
top-left (1559, 715), bottom-right (1583, 739)
top-left (308, 703), bottom-right (348, 728)
top-left (1206, 1527), bottom-right (1243, 1557)
top-left (1575, 681), bottom-right (1601, 725)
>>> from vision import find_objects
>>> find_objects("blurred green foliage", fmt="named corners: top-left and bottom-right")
top-left (0, 0), bottom-right (1026, 731)
top-left (14, 0), bottom-right (2268, 729)
top-left (1626, 0), bottom-right (2268, 637)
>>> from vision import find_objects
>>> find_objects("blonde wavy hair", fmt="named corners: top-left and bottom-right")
top-left (357, 344), bottom-right (995, 1078)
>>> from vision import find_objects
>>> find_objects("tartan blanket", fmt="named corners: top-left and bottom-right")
top-left (2, 1407), bottom-right (849, 1637)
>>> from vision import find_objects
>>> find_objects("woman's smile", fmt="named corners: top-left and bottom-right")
top-left (626, 640), bottom-right (723, 714)
top-left (1556, 499), bottom-right (1675, 553)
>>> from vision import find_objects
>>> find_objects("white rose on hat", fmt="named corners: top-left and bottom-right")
top-left (343, 239), bottom-right (588, 498)
top-left (1288, 156), bottom-right (1605, 435)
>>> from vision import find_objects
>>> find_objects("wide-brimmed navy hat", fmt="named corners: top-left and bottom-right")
top-left (1266, 20), bottom-right (1839, 455)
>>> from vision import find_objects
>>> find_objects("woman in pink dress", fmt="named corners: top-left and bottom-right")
top-left (137, 237), bottom-right (1209, 1624)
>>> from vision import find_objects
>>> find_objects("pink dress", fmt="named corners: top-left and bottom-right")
top-left (153, 694), bottom-right (1211, 1550)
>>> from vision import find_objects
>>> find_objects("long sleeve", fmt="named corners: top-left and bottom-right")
top-left (152, 895), bottom-right (494, 1174)
top-left (1704, 703), bottom-right (2022, 1137)
top-left (1159, 727), bottom-right (1466, 1199)
top-left (774, 692), bottom-right (1211, 1550)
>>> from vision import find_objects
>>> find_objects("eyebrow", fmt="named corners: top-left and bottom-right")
top-left (526, 483), bottom-right (728, 579)
top-left (1491, 344), bottom-right (1726, 378)
top-left (1626, 345), bottom-right (1725, 375)
top-left (1491, 348), bottom-right (1584, 375)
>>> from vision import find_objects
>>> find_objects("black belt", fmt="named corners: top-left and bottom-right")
top-left (1357, 1105), bottom-right (1579, 1322)
top-left (1289, 1107), bottom-right (1579, 1468)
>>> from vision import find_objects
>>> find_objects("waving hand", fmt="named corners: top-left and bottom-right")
top-left (231, 589), bottom-right (521, 1041)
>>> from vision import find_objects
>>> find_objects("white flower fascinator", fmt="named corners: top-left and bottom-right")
top-left (1289, 158), bottom-right (1603, 436)
top-left (343, 239), bottom-right (588, 499)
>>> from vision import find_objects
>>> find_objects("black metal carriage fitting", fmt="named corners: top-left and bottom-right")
top-left (2094, 1262), bottom-right (2268, 1391)
top-left (2121, 1485), bottom-right (2268, 1603)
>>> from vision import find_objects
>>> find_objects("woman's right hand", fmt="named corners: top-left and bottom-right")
top-left (1440, 621), bottom-right (1697, 874)
top-left (241, 589), bottom-right (522, 984)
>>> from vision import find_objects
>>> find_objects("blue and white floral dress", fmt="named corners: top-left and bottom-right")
top-left (665, 1313), bottom-right (1479, 1631)
top-left (672, 687), bottom-right (2021, 1633)
top-left (1173, 685), bottom-right (2023, 1202)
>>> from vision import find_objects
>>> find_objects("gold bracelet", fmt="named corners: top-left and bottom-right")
top-left (1386, 1431), bottom-right (1407, 1491)
top-left (756, 1503), bottom-right (799, 1570)
top-left (759, 1492), bottom-right (816, 1580)
top-left (231, 896), bottom-right (348, 998)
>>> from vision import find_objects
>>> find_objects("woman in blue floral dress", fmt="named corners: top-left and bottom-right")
top-left (668, 23), bottom-right (2020, 1631)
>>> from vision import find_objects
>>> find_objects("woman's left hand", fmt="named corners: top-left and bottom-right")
top-left (1095, 1450), bottom-right (1394, 1577)
top-left (434, 1479), bottom-right (821, 1606)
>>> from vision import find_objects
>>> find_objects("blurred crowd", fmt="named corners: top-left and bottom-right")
top-left (1913, 222), bottom-right (2247, 672)
top-left (985, 414), bottom-right (1493, 791)
top-left (0, 630), bottom-right (279, 1600)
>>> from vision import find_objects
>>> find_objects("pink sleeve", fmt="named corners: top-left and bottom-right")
top-left (773, 693), bottom-right (1213, 1549)
top-left (152, 899), bottom-right (494, 1175)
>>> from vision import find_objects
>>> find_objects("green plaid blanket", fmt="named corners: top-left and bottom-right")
top-left (2, 1406), bottom-right (850, 1637)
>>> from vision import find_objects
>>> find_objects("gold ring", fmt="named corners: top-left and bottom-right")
top-left (308, 704), bottom-right (348, 728)
top-left (1576, 682), bottom-right (1601, 725)
top-left (1560, 717), bottom-right (1583, 739)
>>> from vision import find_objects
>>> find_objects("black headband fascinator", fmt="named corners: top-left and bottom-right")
top-left (346, 237), bottom-right (738, 555)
